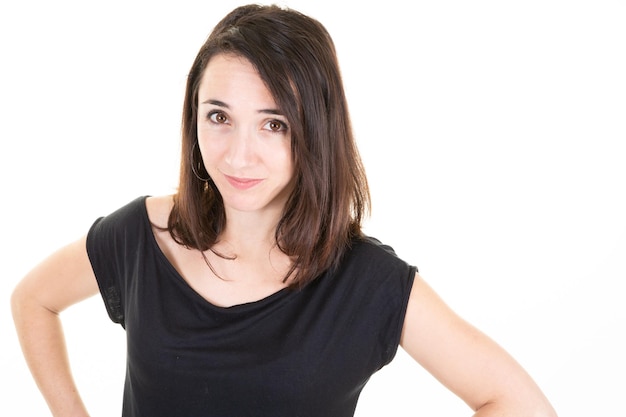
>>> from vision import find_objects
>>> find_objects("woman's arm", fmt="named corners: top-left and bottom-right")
top-left (11, 235), bottom-right (100, 417)
top-left (400, 273), bottom-right (557, 416)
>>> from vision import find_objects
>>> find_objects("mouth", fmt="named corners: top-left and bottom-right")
top-left (224, 174), bottom-right (263, 190)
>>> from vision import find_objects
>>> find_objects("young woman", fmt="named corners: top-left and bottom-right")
top-left (12, 4), bottom-right (557, 416)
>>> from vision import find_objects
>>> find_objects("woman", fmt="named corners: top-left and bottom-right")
top-left (11, 4), bottom-right (557, 416)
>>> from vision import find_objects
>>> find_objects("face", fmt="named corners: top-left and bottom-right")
top-left (197, 54), bottom-right (295, 217)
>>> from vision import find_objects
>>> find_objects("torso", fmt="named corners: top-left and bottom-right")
top-left (145, 195), bottom-right (292, 307)
top-left (86, 195), bottom-right (416, 416)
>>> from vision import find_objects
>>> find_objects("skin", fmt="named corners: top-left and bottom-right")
top-left (11, 54), bottom-right (557, 416)
top-left (197, 54), bottom-right (296, 218)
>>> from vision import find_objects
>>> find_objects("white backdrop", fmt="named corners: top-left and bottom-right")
top-left (1, 1), bottom-right (624, 415)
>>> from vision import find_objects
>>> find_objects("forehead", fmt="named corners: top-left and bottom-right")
top-left (199, 54), bottom-right (257, 87)
top-left (197, 54), bottom-right (276, 103)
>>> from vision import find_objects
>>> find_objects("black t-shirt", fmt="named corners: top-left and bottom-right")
top-left (86, 196), bottom-right (416, 417)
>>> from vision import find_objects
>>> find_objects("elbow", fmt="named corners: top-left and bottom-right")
top-left (525, 387), bottom-right (559, 417)
top-left (10, 282), bottom-right (32, 326)
top-left (10, 283), bottom-right (26, 320)
top-left (474, 396), bottom-right (558, 417)
top-left (535, 402), bottom-right (558, 417)
top-left (519, 403), bottom-right (557, 417)
top-left (10, 280), bottom-right (55, 324)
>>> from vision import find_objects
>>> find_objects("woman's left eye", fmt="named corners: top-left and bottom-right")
top-left (264, 120), bottom-right (288, 132)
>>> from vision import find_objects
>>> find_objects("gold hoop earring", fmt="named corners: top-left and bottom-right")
top-left (191, 142), bottom-right (211, 182)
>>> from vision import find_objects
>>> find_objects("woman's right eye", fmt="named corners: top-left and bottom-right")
top-left (208, 111), bottom-right (228, 124)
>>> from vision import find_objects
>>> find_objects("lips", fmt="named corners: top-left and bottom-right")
top-left (224, 174), bottom-right (263, 190)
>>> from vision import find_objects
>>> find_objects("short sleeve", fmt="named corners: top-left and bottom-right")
top-left (86, 196), bottom-right (148, 327)
top-left (327, 236), bottom-right (417, 371)
top-left (365, 239), bottom-right (417, 367)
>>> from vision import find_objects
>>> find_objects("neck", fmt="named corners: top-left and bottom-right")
top-left (216, 208), bottom-right (282, 257)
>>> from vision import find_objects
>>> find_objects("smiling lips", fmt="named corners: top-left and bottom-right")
top-left (224, 174), bottom-right (263, 190)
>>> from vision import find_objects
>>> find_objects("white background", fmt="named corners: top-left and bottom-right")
top-left (1, 0), bottom-right (624, 415)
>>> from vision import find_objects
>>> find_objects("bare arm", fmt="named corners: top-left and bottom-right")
top-left (400, 273), bottom-right (557, 417)
top-left (11, 235), bottom-right (100, 417)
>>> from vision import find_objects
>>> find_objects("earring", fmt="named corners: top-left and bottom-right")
top-left (191, 142), bottom-right (211, 182)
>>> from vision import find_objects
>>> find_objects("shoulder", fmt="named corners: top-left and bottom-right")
top-left (345, 235), bottom-right (415, 273)
top-left (87, 195), bottom-right (157, 243)
top-left (352, 236), bottom-right (400, 256)
top-left (94, 195), bottom-right (151, 225)
top-left (145, 195), bottom-right (174, 228)
top-left (327, 235), bottom-right (416, 297)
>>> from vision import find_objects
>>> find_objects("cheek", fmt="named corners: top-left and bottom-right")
top-left (197, 128), bottom-right (226, 157)
top-left (197, 140), bottom-right (221, 170)
top-left (270, 145), bottom-right (294, 175)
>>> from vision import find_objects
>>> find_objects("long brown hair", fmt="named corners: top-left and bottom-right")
top-left (169, 4), bottom-right (370, 289)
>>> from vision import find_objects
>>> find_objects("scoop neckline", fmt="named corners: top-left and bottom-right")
top-left (138, 195), bottom-right (292, 313)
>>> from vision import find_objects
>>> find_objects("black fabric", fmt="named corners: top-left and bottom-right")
top-left (86, 196), bottom-right (416, 417)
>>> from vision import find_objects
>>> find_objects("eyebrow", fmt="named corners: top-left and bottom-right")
top-left (201, 99), bottom-right (284, 116)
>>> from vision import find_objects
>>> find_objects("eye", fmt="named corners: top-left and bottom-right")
top-left (264, 119), bottom-right (288, 132)
top-left (208, 111), bottom-right (229, 124)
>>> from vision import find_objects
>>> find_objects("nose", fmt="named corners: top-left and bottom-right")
top-left (225, 127), bottom-right (255, 169)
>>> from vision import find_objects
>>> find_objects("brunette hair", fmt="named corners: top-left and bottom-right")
top-left (168, 4), bottom-right (370, 289)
